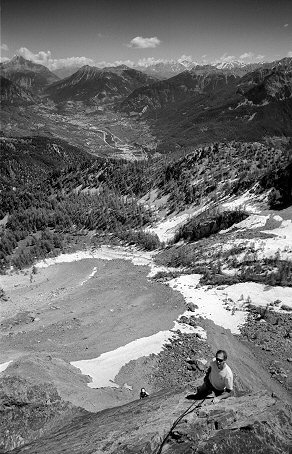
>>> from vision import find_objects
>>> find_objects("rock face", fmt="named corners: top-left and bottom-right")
top-left (8, 390), bottom-right (292, 453)
top-left (0, 76), bottom-right (35, 105)
top-left (0, 376), bottom-right (86, 452)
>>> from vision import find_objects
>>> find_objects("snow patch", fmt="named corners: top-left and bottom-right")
top-left (71, 321), bottom-right (206, 388)
top-left (146, 204), bottom-right (211, 243)
top-left (221, 187), bottom-right (262, 213)
top-left (247, 113), bottom-right (256, 122)
top-left (168, 275), bottom-right (247, 334)
top-left (36, 246), bottom-right (155, 269)
top-left (80, 266), bottom-right (97, 286)
top-left (0, 360), bottom-right (13, 373)
top-left (215, 282), bottom-right (292, 310)
top-left (221, 218), bottom-right (292, 262)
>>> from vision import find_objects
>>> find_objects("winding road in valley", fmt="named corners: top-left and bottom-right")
top-left (94, 128), bottom-right (148, 160)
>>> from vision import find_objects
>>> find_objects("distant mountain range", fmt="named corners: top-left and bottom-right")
top-left (45, 58), bottom-right (263, 81)
top-left (133, 61), bottom-right (188, 79)
top-left (119, 57), bottom-right (292, 148)
top-left (1, 55), bottom-right (292, 149)
top-left (122, 57), bottom-right (292, 114)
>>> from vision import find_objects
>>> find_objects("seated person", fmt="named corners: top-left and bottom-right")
top-left (195, 349), bottom-right (234, 403)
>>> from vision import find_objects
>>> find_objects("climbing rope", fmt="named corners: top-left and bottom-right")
top-left (154, 397), bottom-right (206, 454)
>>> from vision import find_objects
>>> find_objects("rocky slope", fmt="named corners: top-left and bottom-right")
top-left (0, 375), bottom-right (86, 452)
top-left (7, 390), bottom-right (291, 454)
top-left (1, 311), bottom-right (291, 453)
top-left (0, 77), bottom-right (36, 106)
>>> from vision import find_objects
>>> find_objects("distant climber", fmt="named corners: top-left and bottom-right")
top-left (140, 388), bottom-right (149, 399)
top-left (189, 350), bottom-right (234, 403)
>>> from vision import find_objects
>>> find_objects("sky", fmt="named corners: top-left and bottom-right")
top-left (1, 0), bottom-right (292, 69)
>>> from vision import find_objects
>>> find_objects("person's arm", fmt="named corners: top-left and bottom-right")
top-left (203, 365), bottom-right (211, 382)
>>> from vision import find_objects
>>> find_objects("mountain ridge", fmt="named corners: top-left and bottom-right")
top-left (0, 56), bottom-right (59, 93)
top-left (45, 64), bottom-right (157, 103)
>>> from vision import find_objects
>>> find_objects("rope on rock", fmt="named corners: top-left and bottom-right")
top-left (154, 398), bottom-right (205, 454)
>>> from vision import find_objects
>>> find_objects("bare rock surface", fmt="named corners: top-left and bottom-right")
top-left (0, 353), bottom-right (134, 413)
top-left (8, 389), bottom-right (292, 454)
top-left (0, 375), bottom-right (87, 452)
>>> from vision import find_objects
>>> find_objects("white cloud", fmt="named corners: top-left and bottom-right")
top-left (239, 52), bottom-right (254, 60)
top-left (49, 56), bottom-right (95, 70)
top-left (213, 53), bottom-right (236, 64)
top-left (0, 56), bottom-right (10, 63)
top-left (16, 47), bottom-right (94, 70)
top-left (178, 54), bottom-right (192, 64)
top-left (96, 59), bottom-right (135, 68)
top-left (212, 52), bottom-right (266, 65)
top-left (1, 43), bottom-right (9, 52)
top-left (288, 51), bottom-right (292, 57)
top-left (18, 47), bottom-right (52, 65)
top-left (137, 57), bottom-right (169, 67)
top-left (128, 36), bottom-right (161, 49)
top-left (284, 23), bottom-right (289, 27)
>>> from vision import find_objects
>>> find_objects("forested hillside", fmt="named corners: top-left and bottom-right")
top-left (0, 156), bottom-right (160, 272)
top-left (1, 136), bottom-right (291, 273)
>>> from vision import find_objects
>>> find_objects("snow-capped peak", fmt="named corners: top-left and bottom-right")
top-left (215, 60), bottom-right (247, 70)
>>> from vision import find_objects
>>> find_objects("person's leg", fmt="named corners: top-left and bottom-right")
top-left (195, 380), bottom-right (213, 398)
top-left (213, 388), bottom-right (224, 397)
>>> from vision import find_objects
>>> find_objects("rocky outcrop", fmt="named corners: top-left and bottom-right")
top-left (9, 389), bottom-right (292, 453)
top-left (0, 376), bottom-right (86, 452)
top-left (0, 76), bottom-right (35, 105)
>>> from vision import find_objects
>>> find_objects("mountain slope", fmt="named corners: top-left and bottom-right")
top-left (0, 56), bottom-right (59, 93)
top-left (126, 59), bottom-right (292, 149)
top-left (0, 136), bottom-right (94, 190)
top-left (0, 76), bottom-right (36, 105)
top-left (120, 68), bottom-right (240, 113)
top-left (46, 65), bottom-right (157, 103)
